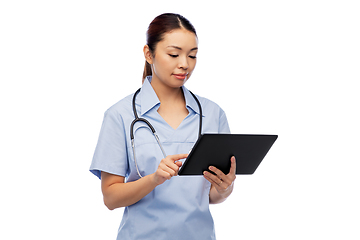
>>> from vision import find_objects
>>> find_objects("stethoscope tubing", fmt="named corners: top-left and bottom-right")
top-left (130, 87), bottom-right (202, 178)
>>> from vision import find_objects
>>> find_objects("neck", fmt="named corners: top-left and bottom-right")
top-left (150, 77), bottom-right (184, 104)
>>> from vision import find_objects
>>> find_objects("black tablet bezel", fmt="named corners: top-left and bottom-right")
top-left (178, 134), bottom-right (278, 175)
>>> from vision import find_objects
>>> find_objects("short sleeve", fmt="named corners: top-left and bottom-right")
top-left (90, 108), bottom-right (128, 179)
top-left (219, 109), bottom-right (231, 134)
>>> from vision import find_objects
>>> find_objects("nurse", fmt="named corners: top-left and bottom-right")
top-left (90, 13), bottom-right (236, 240)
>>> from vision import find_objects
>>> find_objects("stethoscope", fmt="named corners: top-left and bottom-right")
top-left (130, 88), bottom-right (203, 178)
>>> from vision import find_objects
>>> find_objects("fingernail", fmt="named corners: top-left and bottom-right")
top-left (209, 166), bottom-right (214, 170)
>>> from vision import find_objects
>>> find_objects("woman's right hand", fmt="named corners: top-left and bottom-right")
top-left (152, 154), bottom-right (188, 185)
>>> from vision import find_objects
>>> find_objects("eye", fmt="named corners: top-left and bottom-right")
top-left (189, 55), bottom-right (197, 59)
top-left (169, 54), bottom-right (178, 58)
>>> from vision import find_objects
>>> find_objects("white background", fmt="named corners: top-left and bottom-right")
top-left (1, 0), bottom-right (359, 239)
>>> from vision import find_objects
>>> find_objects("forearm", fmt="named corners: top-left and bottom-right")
top-left (209, 182), bottom-right (234, 204)
top-left (102, 154), bottom-right (188, 210)
top-left (103, 173), bottom-right (157, 210)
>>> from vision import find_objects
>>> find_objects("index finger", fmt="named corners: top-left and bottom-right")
top-left (169, 153), bottom-right (189, 162)
top-left (228, 156), bottom-right (236, 175)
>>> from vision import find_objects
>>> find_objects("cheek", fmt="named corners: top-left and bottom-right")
top-left (188, 60), bottom-right (197, 74)
top-left (190, 60), bottom-right (197, 70)
top-left (154, 57), bottom-right (174, 73)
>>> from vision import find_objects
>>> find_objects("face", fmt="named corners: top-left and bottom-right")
top-left (144, 28), bottom-right (198, 89)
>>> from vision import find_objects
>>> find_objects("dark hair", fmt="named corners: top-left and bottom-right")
top-left (142, 13), bottom-right (197, 82)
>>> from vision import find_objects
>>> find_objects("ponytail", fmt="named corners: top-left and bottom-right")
top-left (142, 60), bottom-right (152, 83)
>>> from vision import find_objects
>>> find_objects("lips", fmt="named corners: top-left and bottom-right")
top-left (173, 73), bottom-right (188, 80)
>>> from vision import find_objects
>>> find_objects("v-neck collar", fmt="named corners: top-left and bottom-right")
top-left (139, 76), bottom-right (204, 117)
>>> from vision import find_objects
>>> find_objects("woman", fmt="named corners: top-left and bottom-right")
top-left (90, 13), bottom-right (236, 240)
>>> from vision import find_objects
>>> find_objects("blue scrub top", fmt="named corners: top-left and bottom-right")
top-left (90, 76), bottom-right (230, 240)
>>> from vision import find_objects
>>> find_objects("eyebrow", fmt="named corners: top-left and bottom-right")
top-left (167, 45), bottom-right (198, 51)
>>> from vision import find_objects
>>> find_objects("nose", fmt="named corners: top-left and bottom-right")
top-left (178, 55), bottom-right (189, 70)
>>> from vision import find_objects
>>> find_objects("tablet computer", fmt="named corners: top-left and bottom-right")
top-left (178, 134), bottom-right (278, 175)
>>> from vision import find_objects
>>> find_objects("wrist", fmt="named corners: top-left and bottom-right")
top-left (218, 182), bottom-right (234, 197)
top-left (148, 173), bottom-right (160, 187)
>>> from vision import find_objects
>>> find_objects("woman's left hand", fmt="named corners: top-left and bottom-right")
top-left (203, 156), bottom-right (236, 198)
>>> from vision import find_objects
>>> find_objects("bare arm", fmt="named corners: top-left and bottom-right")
top-left (101, 154), bottom-right (188, 210)
top-left (101, 172), bottom-right (157, 210)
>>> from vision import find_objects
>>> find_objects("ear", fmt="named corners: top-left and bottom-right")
top-left (143, 45), bottom-right (153, 65)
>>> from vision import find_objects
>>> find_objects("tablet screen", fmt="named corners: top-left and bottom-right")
top-left (178, 134), bottom-right (277, 175)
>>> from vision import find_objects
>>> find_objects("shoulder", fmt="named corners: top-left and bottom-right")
top-left (104, 92), bottom-right (134, 117)
top-left (192, 93), bottom-right (230, 133)
top-left (195, 94), bottom-right (227, 116)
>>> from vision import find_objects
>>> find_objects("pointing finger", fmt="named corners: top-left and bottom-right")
top-left (169, 154), bottom-right (189, 162)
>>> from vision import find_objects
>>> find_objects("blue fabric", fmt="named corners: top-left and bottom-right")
top-left (90, 76), bottom-right (230, 240)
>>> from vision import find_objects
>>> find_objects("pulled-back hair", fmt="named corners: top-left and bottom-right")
top-left (142, 13), bottom-right (197, 82)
